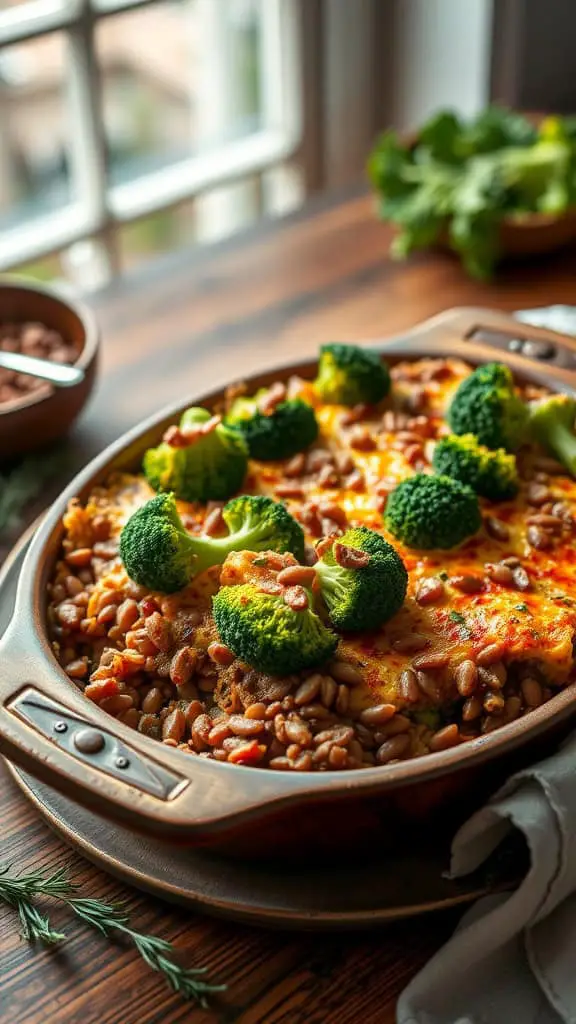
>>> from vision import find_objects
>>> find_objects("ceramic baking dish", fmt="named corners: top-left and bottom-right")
top-left (1, 307), bottom-right (575, 861)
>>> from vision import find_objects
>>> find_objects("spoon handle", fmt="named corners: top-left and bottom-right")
top-left (0, 350), bottom-right (85, 388)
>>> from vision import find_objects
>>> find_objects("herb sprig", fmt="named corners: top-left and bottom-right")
top-left (0, 863), bottom-right (225, 1007)
top-left (368, 106), bottom-right (576, 279)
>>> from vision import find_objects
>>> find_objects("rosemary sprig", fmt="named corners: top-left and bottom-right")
top-left (0, 864), bottom-right (225, 1007)
top-left (16, 901), bottom-right (66, 945)
top-left (0, 865), bottom-right (68, 944)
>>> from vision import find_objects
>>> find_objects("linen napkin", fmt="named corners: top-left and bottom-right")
top-left (515, 304), bottom-right (576, 336)
top-left (397, 732), bottom-right (576, 1024)
top-left (399, 304), bottom-right (576, 1024)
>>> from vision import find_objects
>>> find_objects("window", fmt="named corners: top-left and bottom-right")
top-left (0, 0), bottom-right (303, 284)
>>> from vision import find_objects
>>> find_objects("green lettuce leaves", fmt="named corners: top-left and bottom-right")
top-left (367, 107), bottom-right (576, 279)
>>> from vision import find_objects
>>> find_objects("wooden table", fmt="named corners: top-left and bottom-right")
top-left (3, 186), bottom-right (576, 1024)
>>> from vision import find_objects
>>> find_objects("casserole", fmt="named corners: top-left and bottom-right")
top-left (1, 306), bottom-right (576, 861)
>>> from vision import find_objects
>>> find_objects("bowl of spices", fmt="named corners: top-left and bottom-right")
top-left (0, 277), bottom-right (99, 460)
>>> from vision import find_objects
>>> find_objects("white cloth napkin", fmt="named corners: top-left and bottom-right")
top-left (515, 305), bottom-right (576, 336)
top-left (397, 724), bottom-right (576, 1024)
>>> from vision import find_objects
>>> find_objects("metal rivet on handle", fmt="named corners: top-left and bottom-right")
top-left (115, 756), bottom-right (130, 770)
top-left (54, 721), bottom-right (68, 734)
top-left (521, 339), bottom-right (556, 360)
top-left (74, 728), bottom-right (105, 754)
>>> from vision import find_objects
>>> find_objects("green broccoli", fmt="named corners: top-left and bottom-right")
top-left (314, 343), bottom-right (391, 406)
top-left (447, 362), bottom-right (529, 452)
top-left (432, 433), bottom-right (519, 501)
top-left (213, 583), bottom-right (337, 674)
top-left (384, 473), bottom-right (482, 549)
top-left (315, 526), bottom-right (407, 631)
top-left (225, 394), bottom-right (318, 461)
top-left (529, 394), bottom-right (576, 476)
top-left (119, 492), bottom-right (305, 593)
top-left (143, 407), bottom-right (248, 502)
top-left (216, 494), bottom-right (305, 562)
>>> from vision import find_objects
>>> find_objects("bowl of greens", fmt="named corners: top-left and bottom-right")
top-left (368, 107), bottom-right (576, 280)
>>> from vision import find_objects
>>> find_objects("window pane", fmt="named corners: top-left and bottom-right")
top-left (0, 0), bottom-right (49, 9)
top-left (98, 0), bottom-right (263, 188)
top-left (0, 32), bottom-right (73, 232)
top-left (118, 199), bottom-right (196, 270)
top-left (14, 253), bottom-right (62, 282)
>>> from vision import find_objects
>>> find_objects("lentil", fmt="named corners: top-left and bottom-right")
top-left (454, 660), bottom-right (478, 697)
top-left (484, 516), bottom-right (510, 541)
top-left (521, 677), bottom-right (543, 707)
top-left (141, 687), bottom-right (164, 715)
top-left (527, 525), bottom-right (552, 550)
top-left (526, 480), bottom-right (550, 506)
top-left (485, 563), bottom-right (515, 586)
top-left (359, 703), bottom-right (396, 726)
top-left (476, 642), bottom-right (506, 666)
top-left (376, 734), bottom-right (410, 764)
top-left (294, 674), bottom-right (322, 705)
top-left (450, 574), bottom-right (484, 594)
top-left (416, 671), bottom-right (444, 702)
top-left (392, 633), bottom-right (428, 654)
top-left (415, 577), bottom-right (445, 605)
top-left (320, 676), bottom-right (337, 708)
top-left (329, 661), bottom-right (364, 686)
top-left (462, 696), bottom-right (483, 721)
top-left (512, 566), bottom-right (531, 591)
top-left (207, 641), bottom-right (235, 665)
top-left (412, 650), bottom-right (450, 671)
top-left (398, 668), bottom-right (420, 703)
top-left (429, 724), bottom-right (460, 752)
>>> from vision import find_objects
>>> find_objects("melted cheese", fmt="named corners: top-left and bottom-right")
top-left (82, 357), bottom-right (576, 712)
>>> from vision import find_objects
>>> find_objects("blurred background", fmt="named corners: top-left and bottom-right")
top-left (0, 0), bottom-right (574, 289)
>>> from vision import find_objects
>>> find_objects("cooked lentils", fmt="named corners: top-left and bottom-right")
top-left (48, 357), bottom-right (576, 771)
top-left (0, 321), bottom-right (78, 403)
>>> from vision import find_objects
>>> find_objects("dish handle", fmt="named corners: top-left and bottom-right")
top-left (0, 631), bottom-right (296, 842)
top-left (371, 305), bottom-right (576, 383)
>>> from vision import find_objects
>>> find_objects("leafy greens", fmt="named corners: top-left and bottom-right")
top-left (367, 107), bottom-right (576, 279)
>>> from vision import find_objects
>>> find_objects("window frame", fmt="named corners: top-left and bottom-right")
top-left (0, 0), bottom-right (303, 274)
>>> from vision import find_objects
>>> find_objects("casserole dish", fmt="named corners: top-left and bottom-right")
top-left (1, 306), bottom-right (576, 862)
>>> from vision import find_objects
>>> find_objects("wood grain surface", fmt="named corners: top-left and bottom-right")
top-left (3, 184), bottom-right (576, 1023)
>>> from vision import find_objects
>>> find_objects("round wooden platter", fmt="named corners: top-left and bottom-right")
top-left (1, 524), bottom-right (521, 930)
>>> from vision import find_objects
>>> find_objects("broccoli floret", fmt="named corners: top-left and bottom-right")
top-left (315, 526), bottom-right (407, 631)
top-left (213, 583), bottom-right (337, 674)
top-left (143, 407), bottom-right (248, 502)
top-left (432, 433), bottom-right (519, 501)
top-left (120, 493), bottom-right (305, 593)
top-left (447, 362), bottom-right (529, 452)
top-left (384, 473), bottom-right (482, 549)
top-left (225, 394), bottom-right (318, 461)
top-left (215, 494), bottom-right (305, 563)
top-left (314, 343), bottom-right (391, 406)
top-left (119, 493), bottom-right (200, 592)
top-left (529, 395), bottom-right (576, 476)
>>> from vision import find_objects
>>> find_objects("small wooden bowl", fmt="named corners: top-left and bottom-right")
top-left (0, 277), bottom-right (99, 460)
top-left (429, 210), bottom-right (576, 263)
top-left (498, 208), bottom-right (576, 257)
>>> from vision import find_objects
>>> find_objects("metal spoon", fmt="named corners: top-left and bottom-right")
top-left (0, 350), bottom-right (85, 388)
